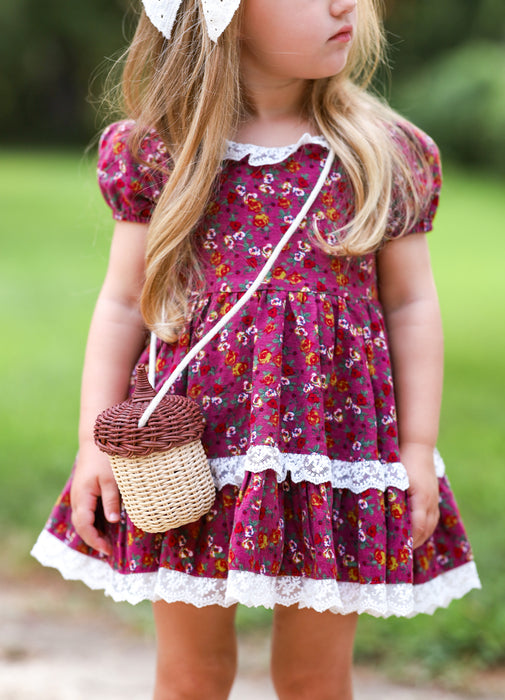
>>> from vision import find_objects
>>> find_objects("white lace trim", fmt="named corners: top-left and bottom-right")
top-left (210, 445), bottom-right (446, 491)
top-left (31, 531), bottom-right (480, 618)
top-left (225, 134), bottom-right (330, 166)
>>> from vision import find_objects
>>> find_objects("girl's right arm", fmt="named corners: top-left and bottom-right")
top-left (71, 221), bottom-right (149, 555)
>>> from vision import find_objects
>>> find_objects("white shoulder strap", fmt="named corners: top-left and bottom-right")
top-left (139, 148), bottom-right (335, 427)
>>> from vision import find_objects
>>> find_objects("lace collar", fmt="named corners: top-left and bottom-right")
top-left (225, 133), bottom-right (330, 166)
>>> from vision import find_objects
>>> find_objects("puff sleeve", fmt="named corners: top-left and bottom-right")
top-left (386, 123), bottom-right (443, 239)
top-left (97, 120), bottom-right (168, 223)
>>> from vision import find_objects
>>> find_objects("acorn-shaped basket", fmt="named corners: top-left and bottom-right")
top-left (94, 364), bottom-right (215, 533)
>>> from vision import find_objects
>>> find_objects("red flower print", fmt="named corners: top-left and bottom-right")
top-left (258, 349), bottom-right (273, 364)
top-left (272, 266), bottom-right (287, 280)
top-left (246, 197), bottom-right (263, 213)
top-left (296, 437), bottom-right (306, 449)
top-left (215, 264), bottom-right (231, 277)
top-left (278, 196), bottom-right (291, 209)
top-left (347, 510), bottom-right (358, 526)
top-left (337, 379), bottom-right (349, 393)
top-left (225, 350), bottom-right (238, 366)
top-left (258, 533), bottom-right (268, 549)
top-left (210, 251), bottom-right (222, 265)
top-left (188, 384), bottom-right (203, 399)
top-left (444, 514), bottom-right (459, 529)
top-left (288, 272), bottom-right (303, 284)
top-left (387, 555), bottom-right (399, 571)
top-left (374, 549), bottom-right (386, 566)
top-left (390, 502), bottom-right (403, 519)
top-left (398, 546), bottom-right (410, 564)
top-left (418, 555), bottom-right (429, 571)
top-left (307, 408), bottom-right (321, 425)
top-left (223, 493), bottom-right (235, 509)
top-left (322, 191), bottom-right (334, 206)
top-left (227, 192), bottom-right (237, 204)
top-left (207, 201), bottom-right (220, 216)
top-left (262, 373), bottom-right (276, 386)
top-left (305, 352), bottom-right (319, 366)
top-left (232, 362), bottom-right (248, 376)
top-left (348, 568), bottom-right (359, 582)
top-left (230, 220), bottom-right (242, 231)
top-left (327, 207), bottom-right (340, 222)
top-left (286, 159), bottom-right (301, 172)
top-left (254, 213), bottom-right (270, 228)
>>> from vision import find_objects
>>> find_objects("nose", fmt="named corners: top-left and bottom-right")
top-left (330, 0), bottom-right (357, 17)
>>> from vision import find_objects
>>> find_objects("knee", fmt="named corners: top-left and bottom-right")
top-left (271, 656), bottom-right (353, 700)
top-left (155, 647), bottom-right (237, 700)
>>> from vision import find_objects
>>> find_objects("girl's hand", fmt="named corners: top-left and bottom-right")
top-left (401, 442), bottom-right (440, 549)
top-left (70, 444), bottom-right (120, 556)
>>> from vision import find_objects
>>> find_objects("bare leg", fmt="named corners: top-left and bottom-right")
top-left (270, 606), bottom-right (358, 700)
top-left (152, 601), bottom-right (238, 700)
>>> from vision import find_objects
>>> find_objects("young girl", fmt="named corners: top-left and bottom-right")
top-left (32, 0), bottom-right (481, 697)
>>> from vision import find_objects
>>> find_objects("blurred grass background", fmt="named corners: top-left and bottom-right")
top-left (1, 149), bottom-right (504, 685)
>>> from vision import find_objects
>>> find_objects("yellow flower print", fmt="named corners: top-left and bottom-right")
top-left (254, 213), bottom-right (270, 228)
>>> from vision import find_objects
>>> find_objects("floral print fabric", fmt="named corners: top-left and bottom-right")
top-left (32, 120), bottom-right (480, 617)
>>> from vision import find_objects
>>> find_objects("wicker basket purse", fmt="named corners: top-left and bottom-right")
top-left (93, 148), bottom-right (335, 534)
top-left (94, 364), bottom-right (214, 532)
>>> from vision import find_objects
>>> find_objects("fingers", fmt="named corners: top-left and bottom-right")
top-left (72, 489), bottom-right (114, 556)
top-left (409, 492), bottom-right (440, 549)
top-left (100, 473), bottom-right (121, 525)
top-left (70, 455), bottom-right (121, 556)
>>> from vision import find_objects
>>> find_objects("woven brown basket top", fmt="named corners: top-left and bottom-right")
top-left (94, 364), bottom-right (205, 458)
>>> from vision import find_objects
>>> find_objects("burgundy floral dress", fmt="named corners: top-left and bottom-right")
top-left (32, 120), bottom-right (480, 617)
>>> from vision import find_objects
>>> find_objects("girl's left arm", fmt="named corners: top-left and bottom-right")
top-left (378, 232), bottom-right (443, 549)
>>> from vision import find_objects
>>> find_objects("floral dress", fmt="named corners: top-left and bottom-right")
top-left (32, 120), bottom-right (480, 617)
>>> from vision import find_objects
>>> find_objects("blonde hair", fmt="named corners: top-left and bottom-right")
top-left (121, 0), bottom-right (433, 343)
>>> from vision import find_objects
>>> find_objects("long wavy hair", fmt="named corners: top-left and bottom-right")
top-left (120, 0), bottom-right (433, 343)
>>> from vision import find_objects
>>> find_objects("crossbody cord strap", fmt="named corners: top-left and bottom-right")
top-left (139, 148), bottom-right (335, 427)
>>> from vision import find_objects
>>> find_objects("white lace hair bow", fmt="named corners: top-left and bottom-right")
top-left (142, 0), bottom-right (242, 42)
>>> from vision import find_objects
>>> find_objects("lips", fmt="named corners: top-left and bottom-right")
top-left (330, 25), bottom-right (353, 42)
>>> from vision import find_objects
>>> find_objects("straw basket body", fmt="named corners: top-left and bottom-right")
top-left (94, 365), bottom-right (215, 534)
top-left (109, 440), bottom-right (215, 532)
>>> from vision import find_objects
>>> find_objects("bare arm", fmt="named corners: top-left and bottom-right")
top-left (378, 232), bottom-right (443, 548)
top-left (71, 221), bottom-right (149, 554)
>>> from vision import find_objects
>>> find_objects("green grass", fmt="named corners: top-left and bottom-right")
top-left (1, 151), bottom-right (504, 680)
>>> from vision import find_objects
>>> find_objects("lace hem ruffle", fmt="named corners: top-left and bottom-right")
top-left (31, 531), bottom-right (480, 618)
top-left (210, 445), bottom-right (446, 491)
top-left (225, 134), bottom-right (329, 166)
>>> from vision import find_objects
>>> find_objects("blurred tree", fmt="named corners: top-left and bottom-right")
top-left (0, 0), bottom-right (504, 170)
top-left (0, 0), bottom-right (131, 145)
top-left (382, 0), bottom-right (505, 174)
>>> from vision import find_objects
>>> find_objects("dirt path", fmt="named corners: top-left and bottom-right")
top-left (1, 570), bottom-right (502, 700)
